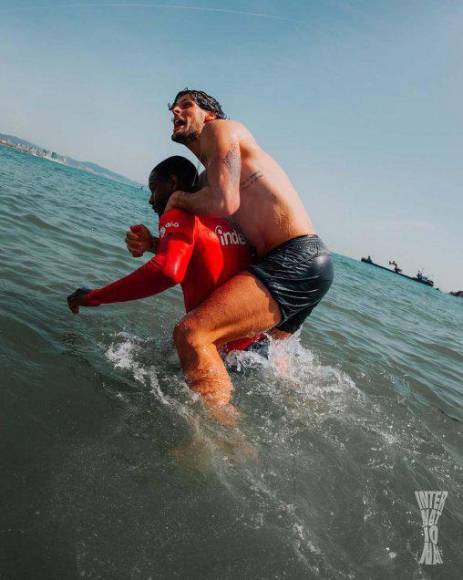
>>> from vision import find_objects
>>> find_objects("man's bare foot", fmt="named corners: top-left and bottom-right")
top-left (171, 429), bottom-right (258, 471)
top-left (204, 401), bottom-right (239, 428)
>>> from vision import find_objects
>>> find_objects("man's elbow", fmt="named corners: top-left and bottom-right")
top-left (151, 256), bottom-right (183, 285)
top-left (161, 263), bottom-right (184, 285)
top-left (218, 192), bottom-right (240, 216)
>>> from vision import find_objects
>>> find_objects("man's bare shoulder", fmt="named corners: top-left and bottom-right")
top-left (202, 119), bottom-right (241, 137)
top-left (201, 120), bottom-right (255, 149)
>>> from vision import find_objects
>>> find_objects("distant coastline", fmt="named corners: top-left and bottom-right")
top-left (0, 133), bottom-right (141, 188)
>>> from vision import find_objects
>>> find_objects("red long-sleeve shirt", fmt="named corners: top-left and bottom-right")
top-left (86, 208), bottom-right (262, 351)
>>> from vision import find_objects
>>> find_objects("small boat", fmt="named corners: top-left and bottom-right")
top-left (361, 257), bottom-right (434, 287)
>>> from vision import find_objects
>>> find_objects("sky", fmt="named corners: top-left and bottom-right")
top-left (1, 0), bottom-right (462, 291)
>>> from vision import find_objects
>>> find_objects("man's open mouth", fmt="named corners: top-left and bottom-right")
top-left (173, 118), bottom-right (186, 131)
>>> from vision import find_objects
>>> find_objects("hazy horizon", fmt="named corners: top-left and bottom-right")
top-left (1, 0), bottom-right (462, 291)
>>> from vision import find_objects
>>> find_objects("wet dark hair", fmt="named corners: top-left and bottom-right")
top-left (169, 89), bottom-right (226, 120)
top-left (148, 156), bottom-right (198, 193)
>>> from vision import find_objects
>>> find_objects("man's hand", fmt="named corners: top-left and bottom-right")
top-left (67, 288), bottom-right (95, 314)
top-left (125, 224), bottom-right (156, 257)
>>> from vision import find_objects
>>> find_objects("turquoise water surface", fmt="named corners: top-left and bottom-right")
top-left (1, 146), bottom-right (462, 579)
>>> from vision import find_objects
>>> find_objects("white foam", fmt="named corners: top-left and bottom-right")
top-left (104, 331), bottom-right (197, 414)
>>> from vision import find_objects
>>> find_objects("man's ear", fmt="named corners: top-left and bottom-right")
top-left (168, 174), bottom-right (179, 191)
top-left (204, 111), bottom-right (216, 123)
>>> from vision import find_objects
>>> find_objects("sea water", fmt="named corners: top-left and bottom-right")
top-left (1, 145), bottom-right (462, 578)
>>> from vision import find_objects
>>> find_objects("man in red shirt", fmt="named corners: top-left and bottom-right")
top-left (67, 156), bottom-right (266, 355)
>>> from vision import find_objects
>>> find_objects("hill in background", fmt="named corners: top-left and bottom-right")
top-left (0, 133), bottom-right (142, 188)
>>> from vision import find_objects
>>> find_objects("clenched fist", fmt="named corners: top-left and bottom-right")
top-left (125, 224), bottom-right (158, 257)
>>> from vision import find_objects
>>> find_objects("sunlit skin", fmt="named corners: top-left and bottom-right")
top-left (168, 95), bottom-right (315, 255)
top-left (163, 93), bottom-right (316, 409)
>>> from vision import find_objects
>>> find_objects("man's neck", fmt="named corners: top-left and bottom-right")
top-left (183, 138), bottom-right (202, 160)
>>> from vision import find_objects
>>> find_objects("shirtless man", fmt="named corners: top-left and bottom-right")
top-left (162, 89), bottom-right (334, 407)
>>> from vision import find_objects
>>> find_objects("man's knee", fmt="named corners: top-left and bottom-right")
top-left (173, 317), bottom-right (208, 353)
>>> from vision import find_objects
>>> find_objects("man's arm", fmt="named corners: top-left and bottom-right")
top-left (167, 121), bottom-right (241, 217)
top-left (67, 210), bottom-right (195, 312)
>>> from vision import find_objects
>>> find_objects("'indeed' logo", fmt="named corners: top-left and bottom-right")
top-left (215, 225), bottom-right (247, 246)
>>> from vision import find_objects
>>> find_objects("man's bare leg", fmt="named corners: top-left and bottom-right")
top-left (173, 272), bottom-right (281, 409)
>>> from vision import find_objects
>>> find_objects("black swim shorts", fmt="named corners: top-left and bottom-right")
top-left (248, 235), bottom-right (334, 333)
